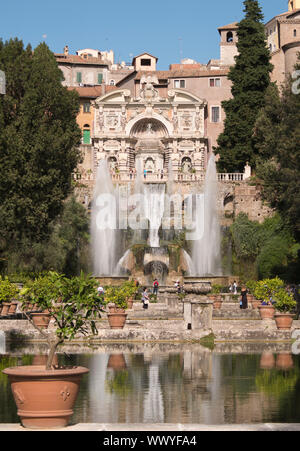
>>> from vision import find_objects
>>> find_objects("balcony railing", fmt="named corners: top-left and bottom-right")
top-left (110, 171), bottom-right (245, 183)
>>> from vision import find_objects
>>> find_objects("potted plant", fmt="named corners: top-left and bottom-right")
top-left (273, 289), bottom-right (296, 330)
top-left (2, 271), bottom-right (105, 429)
top-left (19, 274), bottom-right (56, 329)
top-left (105, 285), bottom-right (128, 329)
top-left (0, 277), bottom-right (20, 317)
top-left (122, 280), bottom-right (138, 309)
top-left (254, 277), bottom-right (284, 320)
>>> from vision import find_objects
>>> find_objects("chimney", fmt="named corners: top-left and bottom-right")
top-left (64, 45), bottom-right (69, 56)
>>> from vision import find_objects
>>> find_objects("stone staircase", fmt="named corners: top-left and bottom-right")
top-left (213, 298), bottom-right (260, 320)
top-left (126, 293), bottom-right (261, 321)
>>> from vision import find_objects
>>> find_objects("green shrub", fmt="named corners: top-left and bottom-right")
top-left (254, 277), bottom-right (284, 303)
top-left (273, 289), bottom-right (296, 313)
top-left (0, 277), bottom-right (19, 304)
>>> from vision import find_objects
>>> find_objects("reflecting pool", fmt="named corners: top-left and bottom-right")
top-left (1, 343), bottom-right (300, 425)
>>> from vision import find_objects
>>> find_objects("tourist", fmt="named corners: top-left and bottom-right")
top-left (240, 286), bottom-right (248, 310)
top-left (144, 169), bottom-right (147, 179)
top-left (229, 283), bottom-right (233, 293)
top-left (233, 281), bottom-right (238, 294)
top-left (129, 168), bottom-right (133, 180)
top-left (142, 287), bottom-right (149, 310)
top-left (97, 285), bottom-right (105, 299)
top-left (153, 279), bottom-right (159, 296)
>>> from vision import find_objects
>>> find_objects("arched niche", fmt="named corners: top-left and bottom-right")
top-left (126, 113), bottom-right (172, 137)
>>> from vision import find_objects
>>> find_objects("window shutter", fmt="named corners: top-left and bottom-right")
top-left (98, 73), bottom-right (103, 84)
top-left (83, 129), bottom-right (91, 144)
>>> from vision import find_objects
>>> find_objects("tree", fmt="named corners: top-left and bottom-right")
top-left (3, 196), bottom-right (90, 276)
top-left (254, 54), bottom-right (300, 241)
top-left (0, 40), bottom-right (82, 254)
top-left (214, 0), bottom-right (273, 172)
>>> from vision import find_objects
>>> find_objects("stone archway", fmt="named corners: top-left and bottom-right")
top-left (126, 112), bottom-right (173, 137)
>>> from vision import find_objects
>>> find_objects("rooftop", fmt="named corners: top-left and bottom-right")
top-left (55, 53), bottom-right (109, 66)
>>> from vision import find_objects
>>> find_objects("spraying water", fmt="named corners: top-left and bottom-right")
top-left (91, 160), bottom-right (120, 276)
top-left (190, 154), bottom-right (222, 276)
top-left (143, 184), bottom-right (166, 248)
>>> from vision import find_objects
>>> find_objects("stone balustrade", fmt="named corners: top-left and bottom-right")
top-left (110, 172), bottom-right (245, 184)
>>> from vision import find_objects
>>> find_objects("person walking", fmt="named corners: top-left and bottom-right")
top-left (240, 286), bottom-right (248, 310)
top-left (142, 287), bottom-right (149, 310)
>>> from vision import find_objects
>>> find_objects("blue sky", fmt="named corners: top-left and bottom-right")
top-left (0, 0), bottom-right (288, 70)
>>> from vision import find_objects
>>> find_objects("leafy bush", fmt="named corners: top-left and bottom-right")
top-left (229, 213), bottom-right (299, 283)
top-left (104, 286), bottom-right (129, 310)
top-left (257, 236), bottom-right (291, 279)
top-left (246, 280), bottom-right (258, 294)
top-left (0, 277), bottom-right (19, 304)
top-left (121, 280), bottom-right (138, 300)
top-left (273, 289), bottom-right (296, 313)
top-left (254, 277), bottom-right (284, 303)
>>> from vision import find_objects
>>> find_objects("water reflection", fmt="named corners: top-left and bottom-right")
top-left (0, 344), bottom-right (300, 425)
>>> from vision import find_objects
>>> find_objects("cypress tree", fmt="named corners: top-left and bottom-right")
top-left (0, 40), bottom-right (81, 253)
top-left (214, 0), bottom-right (273, 172)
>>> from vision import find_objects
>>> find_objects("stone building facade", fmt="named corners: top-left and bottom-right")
top-left (266, 5), bottom-right (300, 86)
top-left (61, 1), bottom-right (299, 224)
top-left (91, 77), bottom-right (208, 178)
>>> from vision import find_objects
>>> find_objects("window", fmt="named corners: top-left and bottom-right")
top-left (211, 106), bottom-right (220, 123)
top-left (76, 72), bottom-right (82, 83)
top-left (209, 78), bottom-right (221, 87)
top-left (174, 79), bottom-right (185, 89)
top-left (226, 31), bottom-right (233, 43)
top-left (98, 73), bottom-right (103, 84)
top-left (294, 29), bottom-right (297, 37)
top-left (141, 58), bottom-right (151, 66)
top-left (83, 103), bottom-right (90, 113)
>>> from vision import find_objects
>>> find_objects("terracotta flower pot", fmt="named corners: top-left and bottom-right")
top-left (251, 299), bottom-right (262, 309)
top-left (260, 352), bottom-right (275, 369)
top-left (1, 302), bottom-right (11, 316)
top-left (274, 313), bottom-right (294, 330)
top-left (2, 365), bottom-right (89, 429)
top-left (107, 312), bottom-right (127, 329)
top-left (127, 298), bottom-right (134, 309)
top-left (108, 305), bottom-right (125, 314)
top-left (8, 302), bottom-right (19, 315)
top-left (107, 354), bottom-right (127, 370)
top-left (258, 305), bottom-right (275, 320)
top-left (31, 312), bottom-right (51, 329)
top-left (276, 353), bottom-right (294, 370)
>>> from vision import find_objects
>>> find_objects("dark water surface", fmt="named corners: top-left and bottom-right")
top-left (1, 344), bottom-right (300, 425)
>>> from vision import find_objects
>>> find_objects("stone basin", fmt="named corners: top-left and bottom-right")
top-left (183, 278), bottom-right (212, 295)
